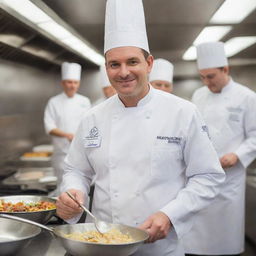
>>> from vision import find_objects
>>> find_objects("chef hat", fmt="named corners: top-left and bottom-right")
top-left (100, 65), bottom-right (111, 88)
top-left (149, 58), bottom-right (174, 83)
top-left (104, 0), bottom-right (149, 54)
top-left (196, 42), bottom-right (228, 70)
top-left (61, 62), bottom-right (81, 81)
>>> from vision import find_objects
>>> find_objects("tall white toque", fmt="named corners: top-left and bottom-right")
top-left (196, 41), bottom-right (228, 70)
top-left (104, 0), bottom-right (149, 54)
top-left (61, 62), bottom-right (82, 81)
top-left (100, 65), bottom-right (111, 88)
top-left (149, 58), bottom-right (174, 83)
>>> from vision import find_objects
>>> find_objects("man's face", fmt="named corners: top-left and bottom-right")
top-left (103, 86), bottom-right (116, 98)
top-left (151, 80), bottom-right (173, 93)
top-left (199, 67), bottom-right (229, 93)
top-left (105, 46), bottom-right (153, 99)
top-left (61, 79), bottom-right (80, 97)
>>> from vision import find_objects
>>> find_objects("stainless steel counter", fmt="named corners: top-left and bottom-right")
top-left (16, 230), bottom-right (67, 256)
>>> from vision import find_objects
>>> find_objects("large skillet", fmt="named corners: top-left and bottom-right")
top-left (0, 214), bottom-right (148, 256)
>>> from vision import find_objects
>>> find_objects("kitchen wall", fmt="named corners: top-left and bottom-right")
top-left (0, 59), bottom-right (101, 167)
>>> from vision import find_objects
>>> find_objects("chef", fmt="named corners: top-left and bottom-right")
top-left (183, 42), bottom-right (256, 256)
top-left (44, 62), bottom-right (91, 194)
top-left (93, 65), bottom-right (116, 106)
top-left (149, 58), bottom-right (174, 93)
top-left (56, 1), bottom-right (225, 255)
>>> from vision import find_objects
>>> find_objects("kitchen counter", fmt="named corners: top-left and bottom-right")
top-left (17, 230), bottom-right (67, 256)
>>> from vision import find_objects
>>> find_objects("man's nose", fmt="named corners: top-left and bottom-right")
top-left (119, 64), bottom-right (130, 77)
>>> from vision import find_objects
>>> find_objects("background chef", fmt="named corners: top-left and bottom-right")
top-left (183, 41), bottom-right (256, 256)
top-left (56, 1), bottom-right (225, 255)
top-left (44, 62), bottom-right (91, 194)
top-left (93, 64), bottom-right (116, 106)
top-left (149, 58), bottom-right (174, 93)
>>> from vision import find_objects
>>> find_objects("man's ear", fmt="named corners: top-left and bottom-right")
top-left (147, 55), bottom-right (154, 73)
top-left (223, 66), bottom-right (229, 75)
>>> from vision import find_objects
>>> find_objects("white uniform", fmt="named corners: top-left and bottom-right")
top-left (61, 87), bottom-right (225, 256)
top-left (183, 79), bottom-right (256, 255)
top-left (44, 92), bottom-right (91, 185)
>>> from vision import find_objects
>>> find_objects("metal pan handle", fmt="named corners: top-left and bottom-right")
top-left (0, 213), bottom-right (54, 232)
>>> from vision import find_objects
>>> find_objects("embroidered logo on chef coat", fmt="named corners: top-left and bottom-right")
top-left (83, 126), bottom-right (101, 148)
top-left (156, 136), bottom-right (182, 144)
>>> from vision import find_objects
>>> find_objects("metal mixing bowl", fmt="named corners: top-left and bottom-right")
top-left (0, 195), bottom-right (56, 224)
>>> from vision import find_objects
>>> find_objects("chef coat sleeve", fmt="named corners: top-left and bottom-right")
top-left (44, 99), bottom-right (57, 134)
top-left (60, 120), bottom-right (95, 223)
top-left (234, 93), bottom-right (256, 168)
top-left (160, 106), bottom-right (226, 239)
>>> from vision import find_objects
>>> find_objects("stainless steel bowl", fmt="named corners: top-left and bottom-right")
top-left (0, 195), bottom-right (56, 224)
top-left (0, 217), bottom-right (41, 256)
top-left (55, 223), bottom-right (149, 256)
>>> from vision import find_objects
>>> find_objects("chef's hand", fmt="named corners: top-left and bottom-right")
top-left (139, 211), bottom-right (172, 243)
top-left (220, 153), bottom-right (238, 169)
top-left (56, 189), bottom-right (84, 220)
top-left (65, 133), bottom-right (74, 142)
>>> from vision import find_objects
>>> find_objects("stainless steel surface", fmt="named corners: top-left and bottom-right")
top-left (0, 195), bottom-right (56, 224)
top-left (66, 191), bottom-right (111, 234)
top-left (0, 214), bottom-right (148, 256)
top-left (0, 217), bottom-right (41, 256)
top-left (2, 167), bottom-right (56, 191)
top-left (246, 175), bottom-right (256, 245)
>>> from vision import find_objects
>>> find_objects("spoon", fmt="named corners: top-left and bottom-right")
top-left (66, 191), bottom-right (112, 234)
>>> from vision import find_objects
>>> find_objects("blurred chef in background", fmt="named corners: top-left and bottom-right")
top-left (183, 42), bottom-right (256, 256)
top-left (44, 62), bottom-right (91, 195)
top-left (149, 58), bottom-right (174, 93)
top-left (93, 65), bottom-right (116, 106)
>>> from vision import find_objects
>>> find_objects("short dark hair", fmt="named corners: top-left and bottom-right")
top-left (140, 49), bottom-right (150, 60)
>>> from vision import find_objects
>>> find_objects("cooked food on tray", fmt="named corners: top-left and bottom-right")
top-left (22, 152), bottom-right (52, 157)
top-left (64, 229), bottom-right (134, 244)
top-left (0, 200), bottom-right (56, 212)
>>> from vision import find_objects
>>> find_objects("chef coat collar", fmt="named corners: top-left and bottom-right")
top-left (115, 84), bottom-right (153, 108)
top-left (220, 77), bottom-right (234, 94)
top-left (62, 92), bottom-right (77, 99)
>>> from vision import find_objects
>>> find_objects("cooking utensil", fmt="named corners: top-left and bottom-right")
top-left (0, 217), bottom-right (41, 256)
top-left (0, 195), bottom-right (56, 224)
top-left (0, 214), bottom-right (148, 256)
top-left (66, 191), bottom-right (111, 234)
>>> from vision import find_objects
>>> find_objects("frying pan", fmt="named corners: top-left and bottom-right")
top-left (0, 214), bottom-right (148, 256)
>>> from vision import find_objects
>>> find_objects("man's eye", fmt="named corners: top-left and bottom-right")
top-left (129, 60), bottom-right (138, 65)
top-left (110, 63), bottom-right (119, 68)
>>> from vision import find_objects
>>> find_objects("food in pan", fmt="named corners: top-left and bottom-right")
top-left (64, 229), bottom-right (134, 244)
top-left (0, 200), bottom-right (56, 212)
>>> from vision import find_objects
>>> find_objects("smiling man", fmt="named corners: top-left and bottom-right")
top-left (56, 1), bottom-right (225, 255)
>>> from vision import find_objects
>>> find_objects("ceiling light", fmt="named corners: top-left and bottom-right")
top-left (62, 37), bottom-right (105, 65)
top-left (38, 21), bottom-right (72, 40)
top-left (182, 46), bottom-right (196, 61)
top-left (210, 0), bottom-right (256, 24)
top-left (1, 0), bottom-right (104, 66)
top-left (2, 0), bottom-right (52, 23)
top-left (193, 26), bottom-right (232, 45)
top-left (224, 36), bottom-right (256, 57)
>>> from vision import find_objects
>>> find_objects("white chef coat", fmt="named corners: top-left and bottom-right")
top-left (182, 79), bottom-right (256, 255)
top-left (44, 92), bottom-right (91, 185)
top-left (61, 87), bottom-right (225, 256)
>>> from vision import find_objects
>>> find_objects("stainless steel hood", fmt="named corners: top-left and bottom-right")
top-left (0, 8), bottom-right (98, 70)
